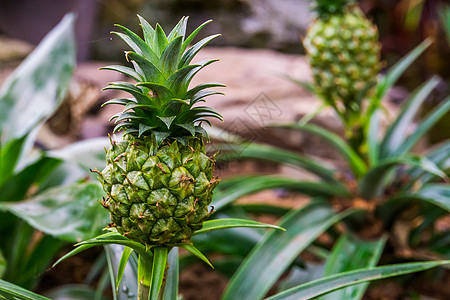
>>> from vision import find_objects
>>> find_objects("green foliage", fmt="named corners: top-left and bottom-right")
top-left (214, 36), bottom-right (449, 299)
top-left (0, 14), bottom-right (76, 289)
top-left (266, 260), bottom-right (450, 300)
top-left (319, 234), bottom-right (386, 300)
top-left (102, 16), bottom-right (223, 140)
top-left (0, 13), bottom-right (114, 295)
top-left (222, 201), bottom-right (356, 300)
top-left (0, 279), bottom-right (51, 300)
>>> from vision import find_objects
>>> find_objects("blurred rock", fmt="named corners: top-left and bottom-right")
top-left (0, 36), bottom-right (33, 63)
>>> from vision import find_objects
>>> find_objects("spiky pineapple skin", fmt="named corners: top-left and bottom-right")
top-left (303, 6), bottom-right (381, 107)
top-left (97, 134), bottom-right (218, 246)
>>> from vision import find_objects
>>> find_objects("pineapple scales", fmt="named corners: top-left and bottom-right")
top-left (303, 0), bottom-right (381, 111)
top-left (93, 16), bottom-right (224, 247)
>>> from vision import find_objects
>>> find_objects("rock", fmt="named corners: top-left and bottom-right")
top-left (0, 36), bottom-right (33, 63)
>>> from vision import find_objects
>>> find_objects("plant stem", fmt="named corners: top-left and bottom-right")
top-left (138, 284), bottom-right (150, 300)
top-left (137, 254), bottom-right (153, 300)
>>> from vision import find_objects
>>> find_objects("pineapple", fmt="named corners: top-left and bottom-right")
top-left (303, 0), bottom-right (381, 111)
top-left (93, 16), bottom-right (223, 247)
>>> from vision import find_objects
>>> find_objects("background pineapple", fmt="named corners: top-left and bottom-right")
top-left (94, 16), bottom-right (224, 247)
top-left (303, 0), bottom-right (381, 113)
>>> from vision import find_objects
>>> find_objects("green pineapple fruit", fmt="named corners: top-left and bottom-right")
top-left (303, 0), bottom-right (381, 111)
top-left (94, 16), bottom-right (224, 247)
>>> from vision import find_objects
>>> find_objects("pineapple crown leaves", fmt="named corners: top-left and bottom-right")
top-left (101, 16), bottom-right (224, 144)
top-left (312, 0), bottom-right (356, 17)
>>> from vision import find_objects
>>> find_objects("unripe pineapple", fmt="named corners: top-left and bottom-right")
top-left (303, 0), bottom-right (381, 109)
top-left (94, 16), bottom-right (223, 247)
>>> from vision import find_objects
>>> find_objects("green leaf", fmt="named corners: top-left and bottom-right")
top-left (116, 247), bottom-right (133, 292)
top-left (180, 20), bottom-right (212, 54)
top-left (165, 64), bottom-right (202, 95)
top-left (0, 279), bottom-right (51, 300)
top-left (103, 82), bottom-right (149, 104)
top-left (217, 142), bottom-right (338, 183)
top-left (189, 90), bottom-right (224, 105)
top-left (153, 131), bottom-right (171, 145)
top-left (103, 244), bottom-right (138, 300)
top-left (278, 124), bottom-right (367, 178)
top-left (194, 218), bottom-right (284, 235)
top-left (137, 15), bottom-right (156, 47)
top-left (235, 203), bottom-right (290, 216)
top-left (393, 184), bottom-right (450, 212)
top-left (45, 284), bottom-right (110, 300)
top-left (18, 235), bottom-right (64, 288)
top-left (0, 135), bottom-right (28, 186)
top-left (359, 156), bottom-right (447, 199)
top-left (136, 83), bottom-right (173, 104)
top-left (156, 116), bottom-right (177, 129)
top-left (154, 24), bottom-right (169, 57)
top-left (52, 232), bottom-right (116, 267)
top-left (408, 140), bottom-right (450, 182)
top-left (168, 59), bottom-right (218, 96)
top-left (174, 123), bottom-right (194, 136)
top-left (192, 224), bottom-right (264, 260)
top-left (367, 109), bottom-right (381, 166)
top-left (78, 236), bottom-right (150, 259)
top-left (160, 36), bottom-right (183, 75)
top-left (167, 17), bottom-right (188, 41)
top-left (48, 137), bottom-right (109, 173)
top-left (221, 200), bottom-right (356, 300)
top-left (318, 234), bottom-right (386, 300)
top-left (380, 77), bottom-right (440, 158)
top-left (0, 155), bottom-right (61, 202)
top-left (126, 52), bottom-right (163, 83)
top-left (265, 260), bottom-right (450, 300)
top-left (149, 247), bottom-right (168, 300)
top-left (394, 96), bottom-right (450, 157)
top-left (0, 249), bottom-right (5, 278)
top-left (100, 65), bottom-right (142, 82)
top-left (163, 247), bottom-right (179, 300)
top-left (138, 124), bottom-right (157, 137)
top-left (192, 208), bottom-right (266, 258)
top-left (0, 182), bottom-right (109, 242)
top-left (54, 231), bottom-right (151, 273)
top-left (185, 82), bottom-right (227, 100)
top-left (0, 14), bottom-right (75, 145)
top-left (212, 175), bottom-right (351, 211)
top-left (113, 25), bottom-right (158, 66)
top-left (181, 244), bottom-right (213, 268)
top-left (372, 38), bottom-right (432, 108)
top-left (179, 34), bottom-right (220, 68)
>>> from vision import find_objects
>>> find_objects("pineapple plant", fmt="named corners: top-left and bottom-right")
top-left (303, 0), bottom-right (381, 110)
top-left (92, 16), bottom-right (224, 247)
top-left (303, 0), bottom-right (381, 153)
top-left (54, 16), bottom-right (282, 300)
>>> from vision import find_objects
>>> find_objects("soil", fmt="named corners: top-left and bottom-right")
top-left (179, 264), bottom-right (228, 300)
